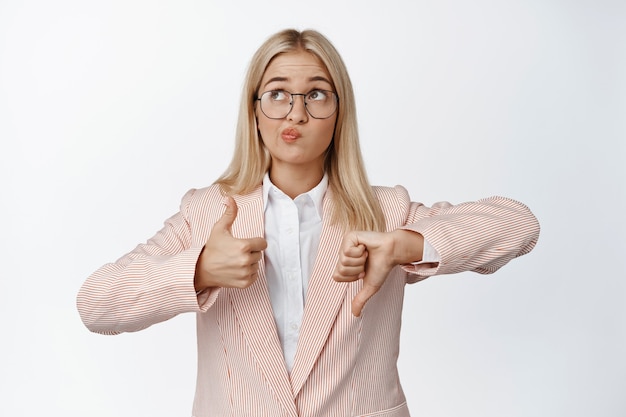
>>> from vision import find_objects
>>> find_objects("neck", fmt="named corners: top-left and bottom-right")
top-left (268, 164), bottom-right (324, 199)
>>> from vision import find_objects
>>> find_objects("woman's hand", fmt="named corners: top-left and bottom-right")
top-left (194, 197), bottom-right (267, 292)
top-left (333, 229), bottom-right (424, 316)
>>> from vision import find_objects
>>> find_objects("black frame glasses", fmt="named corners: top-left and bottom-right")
top-left (256, 89), bottom-right (339, 119)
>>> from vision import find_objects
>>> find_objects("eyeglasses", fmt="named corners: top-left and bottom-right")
top-left (256, 89), bottom-right (339, 119)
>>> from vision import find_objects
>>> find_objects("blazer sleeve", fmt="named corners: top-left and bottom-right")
top-left (76, 189), bottom-right (220, 335)
top-left (393, 186), bottom-right (540, 283)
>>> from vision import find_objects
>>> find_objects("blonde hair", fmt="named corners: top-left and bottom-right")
top-left (216, 29), bottom-right (385, 232)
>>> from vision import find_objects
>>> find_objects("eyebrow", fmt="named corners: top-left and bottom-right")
top-left (262, 75), bottom-right (333, 89)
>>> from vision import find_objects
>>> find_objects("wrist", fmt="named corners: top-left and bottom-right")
top-left (194, 246), bottom-right (209, 292)
top-left (391, 229), bottom-right (424, 265)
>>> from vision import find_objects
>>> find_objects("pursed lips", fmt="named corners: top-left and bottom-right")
top-left (281, 127), bottom-right (301, 142)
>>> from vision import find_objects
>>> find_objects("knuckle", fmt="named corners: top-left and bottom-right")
top-left (234, 279), bottom-right (251, 289)
top-left (240, 275), bottom-right (257, 288)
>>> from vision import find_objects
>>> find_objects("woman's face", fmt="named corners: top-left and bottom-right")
top-left (256, 50), bottom-right (337, 176)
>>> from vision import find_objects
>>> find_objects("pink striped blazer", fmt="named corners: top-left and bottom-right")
top-left (77, 184), bottom-right (539, 417)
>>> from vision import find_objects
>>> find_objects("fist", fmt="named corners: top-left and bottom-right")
top-left (333, 229), bottom-right (424, 317)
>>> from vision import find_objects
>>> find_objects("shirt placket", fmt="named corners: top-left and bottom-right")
top-left (278, 197), bottom-right (304, 362)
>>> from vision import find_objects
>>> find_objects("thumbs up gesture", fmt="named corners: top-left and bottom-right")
top-left (194, 196), bottom-right (268, 292)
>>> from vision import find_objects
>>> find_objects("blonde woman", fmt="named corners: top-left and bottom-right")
top-left (77, 29), bottom-right (539, 417)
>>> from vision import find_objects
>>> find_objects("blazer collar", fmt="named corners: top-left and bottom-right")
top-left (227, 185), bottom-right (348, 403)
top-left (289, 190), bottom-right (348, 397)
top-left (227, 186), bottom-right (297, 415)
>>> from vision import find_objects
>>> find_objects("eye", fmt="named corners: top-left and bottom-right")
top-left (268, 90), bottom-right (288, 101)
top-left (307, 89), bottom-right (329, 101)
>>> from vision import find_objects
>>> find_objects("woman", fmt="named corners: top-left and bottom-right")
top-left (77, 29), bottom-right (539, 417)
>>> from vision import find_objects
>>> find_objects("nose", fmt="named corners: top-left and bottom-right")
top-left (287, 94), bottom-right (308, 123)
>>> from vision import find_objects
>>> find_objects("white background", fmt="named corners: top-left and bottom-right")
top-left (1, 0), bottom-right (625, 416)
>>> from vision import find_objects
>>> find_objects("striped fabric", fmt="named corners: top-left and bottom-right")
top-left (76, 184), bottom-right (539, 417)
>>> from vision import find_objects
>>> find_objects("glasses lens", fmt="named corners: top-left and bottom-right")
top-left (305, 90), bottom-right (337, 119)
top-left (260, 91), bottom-right (292, 119)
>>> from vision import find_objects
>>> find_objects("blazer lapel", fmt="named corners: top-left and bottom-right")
top-left (227, 187), bottom-right (297, 415)
top-left (289, 191), bottom-right (348, 397)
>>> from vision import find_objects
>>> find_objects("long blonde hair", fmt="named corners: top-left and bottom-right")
top-left (216, 29), bottom-right (385, 232)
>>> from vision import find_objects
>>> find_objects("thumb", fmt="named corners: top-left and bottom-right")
top-left (351, 281), bottom-right (380, 317)
top-left (216, 196), bottom-right (238, 233)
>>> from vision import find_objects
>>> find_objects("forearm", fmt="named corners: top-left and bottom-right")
top-left (403, 196), bottom-right (540, 276)
top-left (77, 247), bottom-right (206, 334)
